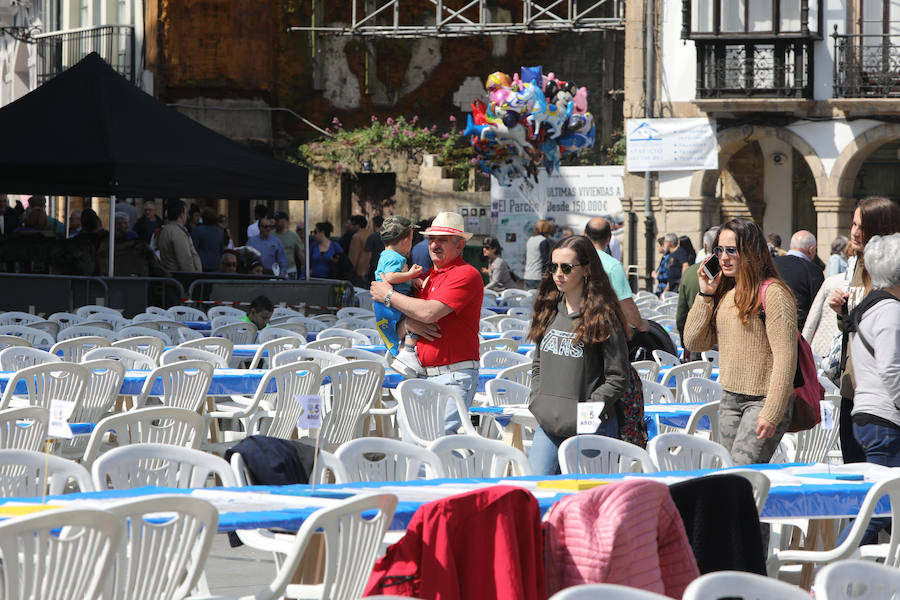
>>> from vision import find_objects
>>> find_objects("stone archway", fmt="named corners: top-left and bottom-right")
top-left (829, 122), bottom-right (900, 198)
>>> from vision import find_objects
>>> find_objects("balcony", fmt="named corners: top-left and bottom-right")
top-left (833, 30), bottom-right (900, 98)
top-left (695, 40), bottom-right (813, 98)
top-left (32, 25), bottom-right (134, 85)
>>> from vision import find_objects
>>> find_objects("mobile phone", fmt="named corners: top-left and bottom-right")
top-left (702, 254), bottom-right (721, 280)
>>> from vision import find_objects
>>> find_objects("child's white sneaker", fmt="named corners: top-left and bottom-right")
top-left (391, 347), bottom-right (423, 377)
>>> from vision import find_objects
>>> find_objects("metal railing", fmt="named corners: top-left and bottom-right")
top-left (833, 28), bottom-right (900, 97)
top-left (695, 40), bottom-right (812, 98)
top-left (33, 24), bottom-right (135, 84)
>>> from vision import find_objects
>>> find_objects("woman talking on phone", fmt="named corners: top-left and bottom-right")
top-left (526, 235), bottom-right (631, 475)
top-left (684, 219), bottom-right (797, 465)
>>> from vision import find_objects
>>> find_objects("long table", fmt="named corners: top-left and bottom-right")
top-left (1, 463), bottom-right (892, 533)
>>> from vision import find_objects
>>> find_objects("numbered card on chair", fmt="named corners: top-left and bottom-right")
top-left (295, 394), bottom-right (322, 429)
top-left (48, 399), bottom-right (75, 439)
top-left (576, 402), bottom-right (606, 434)
top-left (821, 401), bottom-right (835, 431)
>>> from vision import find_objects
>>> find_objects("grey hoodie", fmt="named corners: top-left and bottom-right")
top-left (528, 296), bottom-right (631, 438)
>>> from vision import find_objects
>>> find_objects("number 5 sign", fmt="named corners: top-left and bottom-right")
top-left (295, 395), bottom-right (322, 429)
top-left (576, 402), bottom-right (606, 435)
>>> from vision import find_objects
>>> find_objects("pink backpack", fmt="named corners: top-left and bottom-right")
top-left (760, 279), bottom-right (823, 432)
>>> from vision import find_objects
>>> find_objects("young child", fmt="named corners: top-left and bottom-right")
top-left (374, 216), bottom-right (424, 376)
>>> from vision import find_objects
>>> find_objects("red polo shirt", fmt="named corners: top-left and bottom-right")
top-left (416, 256), bottom-right (483, 367)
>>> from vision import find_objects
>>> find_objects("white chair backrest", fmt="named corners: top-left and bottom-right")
top-left (478, 338), bottom-right (519, 354)
top-left (815, 559), bottom-right (900, 600)
top-left (648, 432), bottom-right (735, 471)
top-left (309, 313), bottom-right (339, 326)
top-left (0, 334), bottom-right (32, 351)
top-left (271, 306), bottom-right (304, 319)
top-left (50, 335), bottom-right (112, 361)
top-left (642, 379), bottom-right (675, 404)
top-left (131, 312), bottom-right (165, 323)
top-left (209, 315), bottom-right (244, 330)
top-left (792, 395), bottom-right (841, 463)
top-left (111, 336), bottom-right (166, 363)
top-left (91, 443), bottom-right (237, 490)
top-left (135, 360), bottom-right (214, 412)
top-left (286, 316), bottom-right (327, 333)
top-left (82, 407), bottom-right (205, 467)
top-left (77, 319), bottom-right (115, 330)
top-left (682, 570), bottom-right (811, 600)
top-left (652, 349), bottom-right (680, 367)
top-left (0, 449), bottom-right (93, 497)
top-left (0, 325), bottom-right (55, 348)
top-left (354, 327), bottom-right (382, 345)
top-left (485, 378), bottom-right (530, 407)
top-left (631, 360), bottom-right (660, 382)
top-left (272, 348), bottom-right (348, 370)
top-left (507, 306), bottom-right (532, 318)
top-left (715, 469), bottom-right (771, 515)
top-left (335, 347), bottom-right (390, 368)
top-left (118, 326), bottom-right (172, 345)
top-left (334, 317), bottom-right (377, 331)
top-left (160, 346), bottom-right (228, 368)
top-left (144, 306), bottom-right (171, 316)
top-left (75, 359), bottom-right (126, 423)
top-left (173, 326), bottom-right (205, 343)
top-left (257, 327), bottom-right (306, 345)
top-left (500, 328), bottom-right (528, 341)
top-left (267, 321), bottom-right (309, 337)
top-left (500, 289), bottom-right (532, 307)
top-left (396, 379), bottom-right (477, 446)
top-left (495, 362), bottom-right (533, 388)
top-left (0, 506), bottom-right (122, 599)
top-left (76, 305), bottom-right (121, 318)
top-left (0, 362), bottom-right (90, 411)
top-left (48, 311), bottom-right (81, 329)
top-left (318, 361), bottom-right (385, 451)
top-left (177, 337), bottom-right (234, 363)
top-left (480, 349), bottom-right (529, 369)
top-left (82, 346), bottom-right (156, 370)
top-left (549, 583), bottom-right (672, 599)
top-left (317, 328), bottom-right (371, 346)
top-left (428, 435), bottom-right (531, 477)
top-left (684, 401), bottom-right (722, 443)
top-left (498, 317), bottom-right (529, 332)
top-left (701, 349), bottom-right (719, 367)
top-left (0, 346), bottom-right (60, 371)
top-left (253, 361), bottom-right (323, 440)
top-left (818, 374), bottom-right (840, 395)
top-left (0, 312), bottom-right (43, 326)
top-left (661, 360), bottom-right (713, 400)
top-left (57, 325), bottom-right (119, 343)
top-left (0, 407), bottom-right (48, 451)
top-left (479, 318), bottom-right (499, 333)
top-left (212, 321), bottom-right (257, 345)
top-left (305, 336), bottom-right (352, 352)
top-left (106, 495), bottom-right (217, 600)
top-left (248, 336), bottom-right (306, 369)
top-left (167, 305), bottom-right (208, 321)
top-left (336, 307), bottom-right (375, 320)
top-left (681, 376), bottom-right (722, 405)
top-left (335, 437), bottom-right (446, 481)
top-left (558, 434), bottom-right (657, 475)
top-left (207, 306), bottom-right (246, 320)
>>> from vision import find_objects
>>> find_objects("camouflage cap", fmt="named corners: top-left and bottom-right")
top-left (380, 215), bottom-right (417, 242)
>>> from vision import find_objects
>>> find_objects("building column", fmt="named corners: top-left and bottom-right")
top-left (812, 196), bottom-right (856, 261)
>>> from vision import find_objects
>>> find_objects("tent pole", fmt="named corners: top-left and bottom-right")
top-left (304, 200), bottom-right (309, 281)
top-left (108, 195), bottom-right (116, 278)
top-left (64, 196), bottom-right (70, 238)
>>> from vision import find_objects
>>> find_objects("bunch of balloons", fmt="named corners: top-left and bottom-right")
top-left (464, 66), bottom-right (594, 186)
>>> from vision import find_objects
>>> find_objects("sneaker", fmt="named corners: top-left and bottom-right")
top-left (391, 347), bottom-right (423, 377)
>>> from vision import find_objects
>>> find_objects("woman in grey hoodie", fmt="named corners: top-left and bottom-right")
top-left (527, 235), bottom-right (632, 475)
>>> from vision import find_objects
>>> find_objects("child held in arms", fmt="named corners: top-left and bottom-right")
top-left (374, 216), bottom-right (424, 376)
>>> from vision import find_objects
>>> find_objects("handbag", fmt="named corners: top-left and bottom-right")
top-left (760, 280), bottom-right (824, 432)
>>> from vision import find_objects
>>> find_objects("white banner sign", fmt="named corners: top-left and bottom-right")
top-left (625, 118), bottom-right (718, 172)
top-left (576, 402), bottom-right (606, 435)
top-left (295, 394), bottom-right (322, 430)
top-left (48, 399), bottom-right (75, 439)
top-left (490, 166), bottom-right (625, 276)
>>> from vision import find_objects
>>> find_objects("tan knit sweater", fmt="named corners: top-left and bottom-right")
top-left (684, 283), bottom-right (798, 425)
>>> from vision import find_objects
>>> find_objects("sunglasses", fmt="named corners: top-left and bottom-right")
top-left (713, 246), bottom-right (739, 256)
top-left (545, 262), bottom-right (586, 275)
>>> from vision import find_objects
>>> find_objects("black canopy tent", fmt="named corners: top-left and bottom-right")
top-left (0, 52), bottom-right (309, 276)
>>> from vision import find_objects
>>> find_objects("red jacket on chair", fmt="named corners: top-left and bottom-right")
top-left (364, 485), bottom-right (545, 600)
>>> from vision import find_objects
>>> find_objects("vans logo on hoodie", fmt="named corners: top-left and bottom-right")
top-left (540, 328), bottom-right (584, 358)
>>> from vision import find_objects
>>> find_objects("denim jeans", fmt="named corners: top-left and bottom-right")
top-left (428, 368), bottom-right (479, 435)
top-left (841, 421), bottom-right (900, 545)
top-left (528, 413), bottom-right (619, 476)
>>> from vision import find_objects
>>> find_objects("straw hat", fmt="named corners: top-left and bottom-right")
top-left (422, 212), bottom-right (473, 240)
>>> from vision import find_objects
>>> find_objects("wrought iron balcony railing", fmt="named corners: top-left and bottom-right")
top-left (696, 40), bottom-right (813, 98)
top-left (833, 28), bottom-right (900, 97)
top-left (32, 25), bottom-right (134, 85)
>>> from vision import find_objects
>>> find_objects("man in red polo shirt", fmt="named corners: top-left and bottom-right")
top-left (371, 212), bottom-right (483, 433)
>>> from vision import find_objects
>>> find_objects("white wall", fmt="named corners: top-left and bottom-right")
top-left (659, 0), bottom-right (697, 104)
top-left (788, 119), bottom-right (882, 176)
top-left (658, 171), bottom-right (695, 198)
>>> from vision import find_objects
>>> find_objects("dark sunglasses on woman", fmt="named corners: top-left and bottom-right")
top-left (713, 246), bottom-right (739, 256)
top-left (545, 262), bottom-right (585, 275)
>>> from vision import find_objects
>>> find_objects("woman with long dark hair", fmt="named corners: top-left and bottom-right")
top-left (684, 218), bottom-right (797, 465)
top-left (481, 236), bottom-right (515, 292)
top-left (526, 235), bottom-right (631, 475)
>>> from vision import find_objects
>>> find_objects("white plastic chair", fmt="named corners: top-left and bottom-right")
top-left (57, 359), bottom-right (126, 458)
top-left (648, 432), bottom-right (735, 471)
top-left (0, 407), bottom-right (48, 451)
top-left (684, 401), bottom-right (722, 442)
top-left (286, 315), bottom-right (327, 333)
top-left (701, 349), bottom-right (719, 367)
top-left (257, 327), bottom-right (305, 345)
top-left (57, 326), bottom-right (120, 343)
top-left (305, 336), bottom-right (352, 352)
top-left (479, 318), bottom-right (499, 333)
top-left (118, 325), bottom-right (173, 345)
top-left (160, 346), bottom-right (228, 368)
top-left (318, 361), bottom-right (385, 451)
top-left (0, 312), bottom-right (44, 326)
top-left (75, 319), bottom-right (116, 331)
top-left (51, 335), bottom-right (111, 361)
top-left (632, 360), bottom-right (660, 382)
top-left (0, 449), bottom-right (93, 496)
top-left (174, 326), bottom-right (205, 343)
top-left (683, 570), bottom-right (810, 600)
top-left (501, 289), bottom-right (532, 307)
top-left (495, 362), bottom-right (533, 387)
top-left (791, 396), bottom-right (841, 463)
top-left (106, 495), bottom-right (217, 600)
top-left (642, 379), bottom-right (676, 404)
top-left (269, 321), bottom-right (309, 338)
top-left (428, 435), bottom-right (531, 477)
top-left (317, 328), bottom-right (371, 346)
top-left (336, 307), bottom-right (375, 320)
top-left (112, 336), bottom-right (166, 364)
top-left (480, 349), bottom-right (529, 368)
top-left (335, 437), bottom-right (446, 481)
top-left (248, 337), bottom-right (306, 369)
top-left (0, 507), bottom-right (122, 599)
top-left (354, 327), bottom-right (382, 345)
top-left (336, 347), bottom-right (390, 368)
top-left (396, 379), bottom-right (478, 447)
top-left (168, 305), bottom-right (208, 322)
top-left (558, 434), bottom-right (657, 474)
top-left (271, 306), bottom-right (304, 320)
top-left (0, 346), bottom-right (61, 371)
top-left (485, 377), bottom-right (531, 407)
top-left (661, 360), bottom-right (713, 401)
top-left (0, 325), bottom-right (55, 348)
top-left (76, 304), bottom-right (121, 318)
top-left (209, 315), bottom-right (244, 330)
top-left (177, 337), bottom-right (233, 364)
top-left (82, 407), bottom-right (205, 468)
top-left (27, 320), bottom-right (59, 339)
top-left (478, 338), bottom-right (519, 353)
top-left (507, 306), bottom-right (532, 318)
top-left (498, 317), bottom-right (529, 332)
top-left (82, 346), bottom-right (157, 370)
top-left (310, 313), bottom-right (339, 326)
top-left (652, 349), bottom-right (681, 367)
top-left (0, 362), bottom-right (90, 410)
top-left (48, 311), bottom-right (81, 329)
top-left (549, 583), bottom-right (672, 599)
top-left (91, 443), bottom-right (237, 490)
top-left (814, 559), bottom-right (900, 600)
top-left (134, 360), bottom-right (214, 412)
top-left (0, 334), bottom-right (32, 350)
top-left (681, 376), bottom-right (722, 405)
top-left (207, 306), bottom-right (246, 320)
top-left (272, 348), bottom-right (348, 370)
top-left (212, 321), bottom-right (258, 345)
